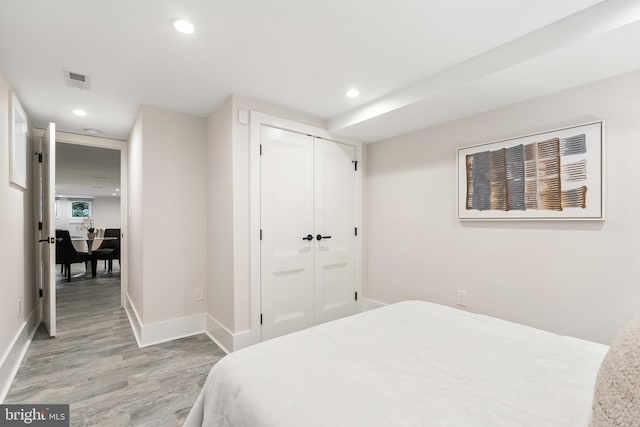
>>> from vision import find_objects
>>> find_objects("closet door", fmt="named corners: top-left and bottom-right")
top-left (260, 126), bottom-right (315, 340)
top-left (314, 138), bottom-right (357, 324)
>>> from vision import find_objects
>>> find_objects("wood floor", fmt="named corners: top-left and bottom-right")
top-left (5, 263), bottom-right (225, 426)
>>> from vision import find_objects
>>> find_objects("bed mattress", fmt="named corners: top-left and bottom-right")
top-left (186, 300), bottom-right (608, 427)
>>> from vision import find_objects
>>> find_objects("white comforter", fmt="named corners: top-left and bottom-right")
top-left (185, 301), bottom-right (608, 427)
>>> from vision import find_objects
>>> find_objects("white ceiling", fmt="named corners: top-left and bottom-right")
top-left (56, 143), bottom-right (120, 199)
top-left (0, 0), bottom-right (639, 143)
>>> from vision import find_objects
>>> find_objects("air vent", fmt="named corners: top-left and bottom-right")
top-left (69, 72), bottom-right (85, 82)
top-left (63, 70), bottom-right (91, 90)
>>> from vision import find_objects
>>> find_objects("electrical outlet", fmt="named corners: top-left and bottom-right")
top-left (17, 299), bottom-right (22, 318)
top-left (456, 290), bottom-right (467, 307)
top-left (195, 288), bottom-right (204, 301)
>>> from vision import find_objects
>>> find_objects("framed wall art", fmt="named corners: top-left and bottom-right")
top-left (457, 121), bottom-right (604, 220)
top-left (9, 91), bottom-right (29, 190)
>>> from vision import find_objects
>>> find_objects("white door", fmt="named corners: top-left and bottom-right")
top-left (260, 126), bottom-right (315, 340)
top-left (313, 138), bottom-right (357, 324)
top-left (39, 123), bottom-right (56, 337)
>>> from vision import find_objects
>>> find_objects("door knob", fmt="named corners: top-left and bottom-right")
top-left (302, 234), bottom-right (313, 241)
top-left (316, 234), bottom-right (332, 241)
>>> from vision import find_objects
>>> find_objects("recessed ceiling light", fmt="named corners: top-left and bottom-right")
top-left (84, 128), bottom-right (102, 135)
top-left (112, 193), bottom-right (117, 196)
top-left (173, 19), bottom-right (195, 35)
top-left (73, 109), bottom-right (88, 117)
top-left (115, 188), bottom-right (120, 192)
top-left (346, 89), bottom-right (360, 98)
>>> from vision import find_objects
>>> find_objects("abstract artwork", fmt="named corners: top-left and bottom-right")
top-left (457, 121), bottom-right (604, 220)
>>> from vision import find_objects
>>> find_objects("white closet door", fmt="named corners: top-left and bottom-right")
top-left (260, 126), bottom-right (315, 340)
top-left (314, 138), bottom-right (357, 324)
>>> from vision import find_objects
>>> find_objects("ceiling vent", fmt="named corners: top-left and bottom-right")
top-left (64, 70), bottom-right (91, 90)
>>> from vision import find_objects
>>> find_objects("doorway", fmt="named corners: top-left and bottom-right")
top-left (37, 129), bottom-right (128, 336)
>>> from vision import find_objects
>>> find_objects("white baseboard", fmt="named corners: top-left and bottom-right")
top-left (125, 294), bottom-right (205, 348)
top-left (205, 315), bottom-right (254, 353)
top-left (205, 315), bottom-right (232, 353)
top-left (0, 309), bottom-right (40, 403)
top-left (363, 298), bottom-right (387, 311)
top-left (203, 301), bottom-right (388, 354)
top-left (142, 313), bottom-right (205, 347)
top-left (232, 329), bottom-right (254, 351)
top-left (124, 294), bottom-right (142, 347)
top-left (124, 294), bottom-right (254, 352)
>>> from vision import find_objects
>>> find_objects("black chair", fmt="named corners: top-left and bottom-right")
top-left (92, 228), bottom-right (120, 276)
top-left (56, 229), bottom-right (91, 282)
top-left (55, 229), bottom-right (65, 275)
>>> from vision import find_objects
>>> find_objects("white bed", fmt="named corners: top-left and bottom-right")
top-left (185, 301), bottom-right (608, 427)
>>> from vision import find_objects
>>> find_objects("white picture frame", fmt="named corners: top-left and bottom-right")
top-left (9, 92), bottom-right (29, 190)
top-left (457, 121), bottom-right (605, 220)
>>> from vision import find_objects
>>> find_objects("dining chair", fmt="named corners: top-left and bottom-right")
top-left (55, 229), bottom-right (91, 282)
top-left (55, 229), bottom-right (66, 275)
top-left (92, 228), bottom-right (120, 275)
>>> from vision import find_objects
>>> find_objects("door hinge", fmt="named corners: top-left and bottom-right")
top-left (38, 221), bottom-right (43, 230)
top-left (260, 313), bottom-right (263, 325)
top-left (39, 289), bottom-right (43, 298)
top-left (260, 229), bottom-right (263, 240)
top-left (352, 160), bottom-right (358, 171)
top-left (354, 227), bottom-right (358, 236)
top-left (355, 291), bottom-right (358, 301)
top-left (260, 144), bottom-right (262, 156)
top-left (36, 152), bottom-right (43, 163)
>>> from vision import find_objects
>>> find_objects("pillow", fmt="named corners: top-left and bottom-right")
top-left (591, 317), bottom-right (640, 426)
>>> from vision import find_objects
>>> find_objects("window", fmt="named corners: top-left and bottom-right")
top-left (71, 201), bottom-right (92, 218)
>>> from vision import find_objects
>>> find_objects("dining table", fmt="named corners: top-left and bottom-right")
top-left (70, 236), bottom-right (118, 276)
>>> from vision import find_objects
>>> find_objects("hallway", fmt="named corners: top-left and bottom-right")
top-left (5, 265), bottom-right (224, 426)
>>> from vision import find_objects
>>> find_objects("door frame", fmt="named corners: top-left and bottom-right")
top-left (33, 129), bottom-right (129, 309)
top-left (249, 112), bottom-right (363, 345)
top-left (36, 123), bottom-right (56, 336)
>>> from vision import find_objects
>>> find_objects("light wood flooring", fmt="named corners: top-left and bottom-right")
top-left (5, 263), bottom-right (225, 426)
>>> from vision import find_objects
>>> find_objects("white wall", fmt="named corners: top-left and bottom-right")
top-left (54, 197), bottom-right (120, 233)
top-left (92, 197), bottom-right (120, 229)
top-left (365, 70), bottom-right (640, 345)
top-left (0, 72), bottom-right (37, 400)
top-left (128, 105), bottom-right (208, 325)
top-left (127, 114), bottom-right (144, 319)
top-left (206, 96), bottom-right (235, 332)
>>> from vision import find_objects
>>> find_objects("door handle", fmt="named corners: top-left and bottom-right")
top-left (38, 237), bottom-right (55, 244)
top-left (316, 234), bottom-right (332, 241)
top-left (302, 234), bottom-right (313, 241)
